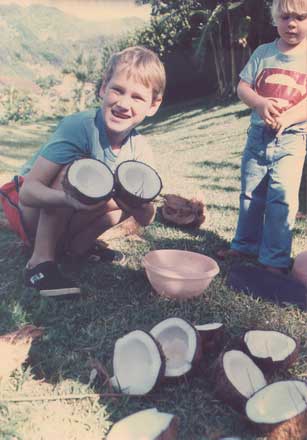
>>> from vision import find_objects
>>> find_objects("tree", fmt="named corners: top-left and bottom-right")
top-left (135, 0), bottom-right (275, 98)
top-left (63, 52), bottom-right (98, 110)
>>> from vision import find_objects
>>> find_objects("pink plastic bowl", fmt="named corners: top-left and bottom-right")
top-left (142, 249), bottom-right (220, 299)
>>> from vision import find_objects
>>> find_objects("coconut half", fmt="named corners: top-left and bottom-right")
top-left (243, 330), bottom-right (299, 372)
top-left (214, 350), bottom-right (267, 412)
top-left (110, 330), bottom-right (164, 395)
top-left (195, 322), bottom-right (225, 353)
top-left (246, 380), bottom-right (307, 440)
top-left (150, 317), bottom-right (202, 379)
top-left (64, 158), bottom-right (114, 205)
top-left (115, 160), bottom-right (162, 207)
top-left (107, 408), bottom-right (179, 440)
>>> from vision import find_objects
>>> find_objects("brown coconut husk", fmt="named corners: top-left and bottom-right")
top-left (195, 323), bottom-right (225, 354)
top-left (97, 216), bottom-right (144, 244)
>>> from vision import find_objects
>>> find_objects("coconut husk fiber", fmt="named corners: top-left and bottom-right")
top-left (226, 264), bottom-right (307, 310)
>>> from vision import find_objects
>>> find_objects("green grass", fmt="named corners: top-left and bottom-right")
top-left (0, 98), bottom-right (306, 440)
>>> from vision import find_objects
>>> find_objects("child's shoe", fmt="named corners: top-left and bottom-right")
top-left (24, 261), bottom-right (81, 298)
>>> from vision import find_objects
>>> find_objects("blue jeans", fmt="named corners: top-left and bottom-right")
top-left (231, 125), bottom-right (306, 268)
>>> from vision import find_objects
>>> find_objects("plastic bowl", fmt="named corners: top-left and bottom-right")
top-left (142, 249), bottom-right (220, 299)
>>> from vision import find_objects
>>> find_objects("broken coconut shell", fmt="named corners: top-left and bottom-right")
top-left (242, 330), bottom-right (299, 373)
top-left (110, 330), bottom-right (165, 395)
top-left (63, 158), bottom-right (114, 205)
top-left (245, 380), bottom-right (307, 440)
top-left (107, 408), bottom-right (179, 440)
top-left (114, 160), bottom-right (162, 208)
top-left (195, 322), bottom-right (225, 354)
top-left (213, 349), bottom-right (267, 413)
top-left (150, 317), bottom-right (202, 379)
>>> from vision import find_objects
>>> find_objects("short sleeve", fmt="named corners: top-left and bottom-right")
top-left (40, 114), bottom-right (90, 164)
top-left (239, 45), bottom-right (265, 86)
top-left (134, 135), bottom-right (155, 169)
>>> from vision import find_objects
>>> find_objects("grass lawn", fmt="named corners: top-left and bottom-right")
top-left (0, 98), bottom-right (306, 440)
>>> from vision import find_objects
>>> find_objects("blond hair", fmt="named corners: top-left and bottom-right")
top-left (103, 46), bottom-right (166, 101)
top-left (271, 0), bottom-right (307, 24)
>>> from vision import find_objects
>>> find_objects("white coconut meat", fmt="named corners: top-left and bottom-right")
top-left (150, 317), bottom-right (199, 378)
top-left (68, 159), bottom-right (114, 198)
top-left (117, 161), bottom-right (161, 199)
top-left (246, 380), bottom-right (307, 424)
top-left (111, 330), bottom-right (163, 395)
top-left (223, 350), bottom-right (267, 398)
top-left (244, 330), bottom-right (296, 362)
top-left (107, 408), bottom-right (178, 440)
top-left (195, 323), bottom-right (223, 331)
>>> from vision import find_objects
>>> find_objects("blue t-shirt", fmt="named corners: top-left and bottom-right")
top-left (20, 108), bottom-right (155, 175)
top-left (240, 40), bottom-right (307, 130)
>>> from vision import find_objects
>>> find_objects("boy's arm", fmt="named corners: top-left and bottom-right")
top-left (19, 156), bottom-right (105, 211)
top-left (274, 98), bottom-right (307, 136)
top-left (237, 80), bottom-right (282, 125)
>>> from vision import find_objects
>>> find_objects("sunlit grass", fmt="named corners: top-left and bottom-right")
top-left (0, 98), bottom-right (306, 439)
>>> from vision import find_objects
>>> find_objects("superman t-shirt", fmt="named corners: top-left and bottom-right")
top-left (240, 40), bottom-right (307, 130)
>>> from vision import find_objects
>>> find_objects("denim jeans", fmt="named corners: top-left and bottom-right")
top-left (231, 125), bottom-right (306, 268)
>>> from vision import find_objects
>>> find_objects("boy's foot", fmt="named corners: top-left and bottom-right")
top-left (87, 243), bottom-right (126, 264)
top-left (24, 261), bottom-right (81, 298)
top-left (217, 248), bottom-right (254, 260)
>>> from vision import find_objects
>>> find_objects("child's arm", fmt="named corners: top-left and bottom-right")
top-left (20, 156), bottom-right (105, 211)
top-left (273, 98), bottom-right (307, 136)
top-left (237, 79), bottom-right (282, 125)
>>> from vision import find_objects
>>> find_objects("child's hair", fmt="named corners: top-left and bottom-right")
top-left (103, 46), bottom-right (166, 101)
top-left (271, 0), bottom-right (307, 24)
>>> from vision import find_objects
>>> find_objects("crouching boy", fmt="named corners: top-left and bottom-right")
top-left (0, 46), bottom-right (166, 297)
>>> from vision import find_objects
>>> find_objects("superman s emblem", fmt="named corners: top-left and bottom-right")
top-left (255, 68), bottom-right (307, 111)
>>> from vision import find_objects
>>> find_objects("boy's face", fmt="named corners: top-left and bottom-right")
top-left (99, 68), bottom-right (161, 143)
top-left (276, 10), bottom-right (307, 47)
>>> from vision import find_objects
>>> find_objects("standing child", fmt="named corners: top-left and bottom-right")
top-left (0, 46), bottom-right (166, 296)
top-left (218, 0), bottom-right (307, 273)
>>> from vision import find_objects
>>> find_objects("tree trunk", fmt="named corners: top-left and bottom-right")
top-left (226, 8), bottom-right (237, 95)
top-left (209, 32), bottom-right (225, 96)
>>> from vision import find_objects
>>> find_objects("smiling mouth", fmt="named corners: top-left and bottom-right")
top-left (111, 110), bottom-right (130, 119)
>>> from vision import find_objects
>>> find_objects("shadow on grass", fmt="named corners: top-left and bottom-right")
top-left (140, 96), bottom-right (245, 136)
top-left (197, 160), bottom-right (240, 171)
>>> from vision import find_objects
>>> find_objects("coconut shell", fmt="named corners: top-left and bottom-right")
top-left (150, 318), bottom-right (203, 380)
top-left (161, 193), bottom-right (206, 227)
top-left (266, 412), bottom-right (307, 440)
top-left (246, 381), bottom-right (307, 440)
top-left (241, 330), bottom-right (300, 374)
top-left (107, 409), bottom-right (179, 440)
top-left (213, 350), bottom-right (267, 413)
top-left (111, 330), bottom-right (166, 395)
top-left (157, 415), bottom-right (179, 440)
top-left (195, 323), bottom-right (225, 354)
top-left (114, 160), bottom-right (162, 208)
top-left (63, 158), bottom-right (114, 205)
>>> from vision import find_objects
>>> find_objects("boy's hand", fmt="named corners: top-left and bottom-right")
top-left (64, 191), bottom-right (107, 211)
top-left (114, 196), bottom-right (156, 226)
top-left (255, 97), bottom-right (282, 125)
